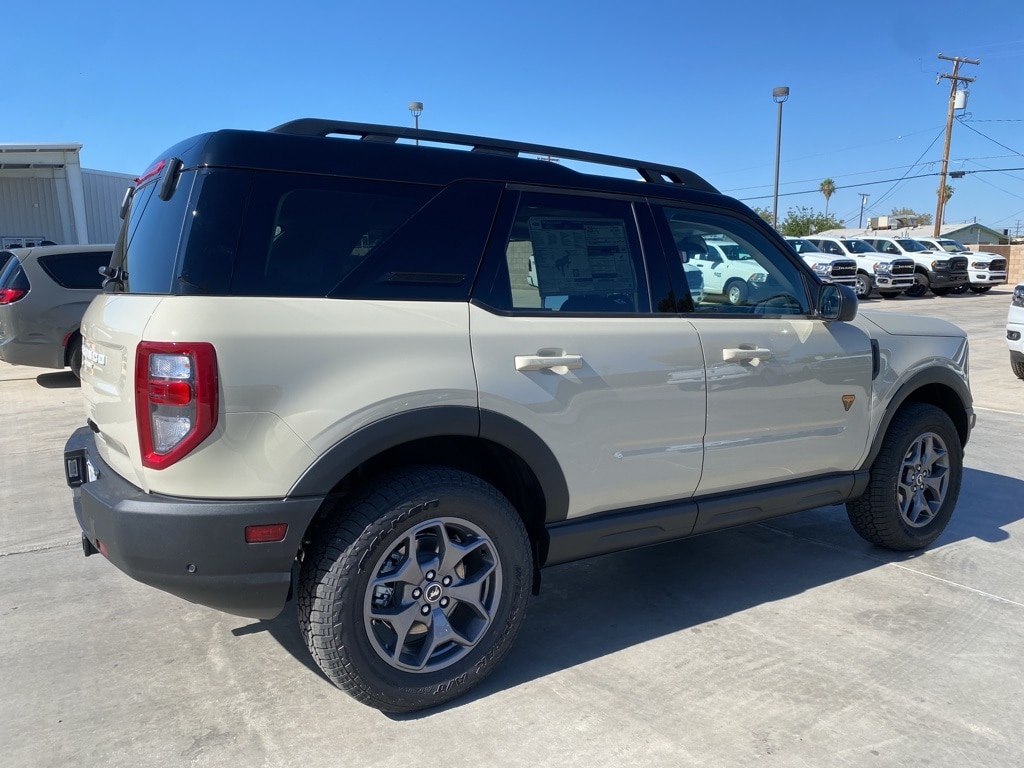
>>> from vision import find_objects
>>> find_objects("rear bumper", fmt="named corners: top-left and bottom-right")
top-left (64, 426), bottom-right (325, 619)
top-left (0, 335), bottom-right (64, 369)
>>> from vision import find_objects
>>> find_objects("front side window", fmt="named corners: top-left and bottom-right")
top-left (657, 205), bottom-right (810, 314)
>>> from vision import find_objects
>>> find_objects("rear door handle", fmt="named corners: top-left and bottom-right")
top-left (515, 354), bottom-right (583, 371)
top-left (722, 347), bottom-right (772, 362)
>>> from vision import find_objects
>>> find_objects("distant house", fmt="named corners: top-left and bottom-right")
top-left (0, 144), bottom-right (134, 247)
top-left (817, 218), bottom-right (1006, 246)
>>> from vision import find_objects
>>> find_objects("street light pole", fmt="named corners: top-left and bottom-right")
top-left (408, 101), bottom-right (424, 145)
top-left (771, 86), bottom-right (790, 229)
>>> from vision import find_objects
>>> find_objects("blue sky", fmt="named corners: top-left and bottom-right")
top-left (5, 1), bottom-right (1023, 233)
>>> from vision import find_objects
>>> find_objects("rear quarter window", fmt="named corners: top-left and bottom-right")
top-left (38, 251), bottom-right (113, 289)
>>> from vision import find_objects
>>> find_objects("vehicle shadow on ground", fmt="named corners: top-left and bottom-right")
top-left (35, 371), bottom-right (79, 389)
top-left (240, 466), bottom-right (1023, 716)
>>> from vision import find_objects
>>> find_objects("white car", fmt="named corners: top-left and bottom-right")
top-left (784, 237), bottom-right (858, 289)
top-left (915, 237), bottom-right (1007, 293)
top-left (1009, 282), bottom-right (1024, 379)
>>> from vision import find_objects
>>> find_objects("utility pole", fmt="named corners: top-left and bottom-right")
top-left (858, 193), bottom-right (870, 228)
top-left (933, 53), bottom-right (979, 237)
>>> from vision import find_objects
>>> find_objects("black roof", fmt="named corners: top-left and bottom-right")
top-left (158, 119), bottom-right (725, 202)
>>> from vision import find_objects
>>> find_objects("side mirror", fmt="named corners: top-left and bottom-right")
top-left (818, 283), bottom-right (857, 322)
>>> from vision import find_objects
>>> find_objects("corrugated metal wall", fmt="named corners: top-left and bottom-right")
top-left (83, 170), bottom-right (134, 244)
top-left (0, 174), bottom-right (64, 242)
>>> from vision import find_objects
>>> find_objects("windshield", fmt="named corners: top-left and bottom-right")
top-left (843, 239), bottom-right (878, 254)
top-left (786, 238), bottom-right (819, 254)
top-left (937, 239), bottom-right (967, 252)
top-left (896, 239), bottom-right (930, 252)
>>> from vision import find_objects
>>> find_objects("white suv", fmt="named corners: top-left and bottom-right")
top-left (64, 120), bottom-right (975, 712)
top-left (806, 236), bottom-right (916, 299)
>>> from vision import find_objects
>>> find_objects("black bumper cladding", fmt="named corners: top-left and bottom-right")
top-left (64, 426), bottom-right (325, 619)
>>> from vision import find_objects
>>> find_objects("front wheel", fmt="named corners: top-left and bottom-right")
top-left (1012, 355), bottom-right (1024, 380)
top-left (853, 272), bottom-right (872, 299)
top-left (725, 279), bottom-right (749, 306)
top-left (298, 467), bottom-right (532, 712)
top-left (847, 403), bottom-right (962, 551)
top-left (969, 285), bottom-right (993, 293)
top-left (904, 273), bottom-right (929, 298)
top-left (931, 287), bottom-right (953, 297)
top-left (878, 291), bottom-right (901, 300)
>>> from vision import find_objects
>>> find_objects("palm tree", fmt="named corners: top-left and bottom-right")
top-left (819, 178), bottom-right (836, 219)
top-left (939, 184), bottom-right (954, 224)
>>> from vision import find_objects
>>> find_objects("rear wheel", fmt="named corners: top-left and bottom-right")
top-left (298, 466), bottom-right (532, 712)
top-left (878, 291), bottom-right (900, 299)
top-left (847, 403), bottom-right (962, 551)
top-left (66, 332), bottom-right (83, 380)
top-left (969, 285), bottom-right (993, 293)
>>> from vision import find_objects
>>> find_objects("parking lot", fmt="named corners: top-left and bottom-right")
top-left (2, 288), bottom-right (1022, 767)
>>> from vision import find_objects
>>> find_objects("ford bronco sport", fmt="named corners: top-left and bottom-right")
top-left (64, 119), bottom-right (975, 712)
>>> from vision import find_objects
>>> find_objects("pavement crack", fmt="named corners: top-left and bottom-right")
top-left (0, 540), bottom-right (79, 557)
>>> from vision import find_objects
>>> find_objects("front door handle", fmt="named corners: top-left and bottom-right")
top-left (515, 353), bottom-right (583, 371)
top-left (722, 347), bottom-right (772, 362)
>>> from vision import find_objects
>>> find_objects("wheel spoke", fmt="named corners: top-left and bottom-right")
top-left (410, 608), bottom-right (473, 670)
top-left (370, 532), bottom-right (424, 588)
top-left (370, 601), bottom-right (422, 661)
top-left (446, 563), bottom-right (497, 621)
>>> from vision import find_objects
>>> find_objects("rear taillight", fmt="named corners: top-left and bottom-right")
top-left (0, 287), bottom-right (26, 304)
top-left (135, 342), bottom-right (218, 469)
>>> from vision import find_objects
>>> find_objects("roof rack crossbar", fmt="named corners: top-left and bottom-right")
top-left (268, 119), bottom-right (717, 193)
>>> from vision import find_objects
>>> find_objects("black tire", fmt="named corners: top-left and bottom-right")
top-left (853, 273), bottom-right (872, 299)
top-left (969, 285), bottom-right (993, 294)
top-left (847, 403), bottom-right (962, 551)
top-left (952, 283), bottom-right (970, 294)
top-left (67, 332), bottom-right (83, 380)
top-left (931, 287), bottom-right (953, 296)
top-left (725, 279), bottom-right (748, 306)
top-left (904, 273), bottom-right (929, 298)
top-left (298, 466), bottom-right (532, 712)
top-left (1012, 357), bottom-right (1024, 380)
top-left (878, 291), bottom-right (900, 299)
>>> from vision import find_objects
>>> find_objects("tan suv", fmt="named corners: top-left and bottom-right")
top-left (64, 120), bottom-right (975, 712)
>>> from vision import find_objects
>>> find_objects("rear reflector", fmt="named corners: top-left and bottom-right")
top-left (245, 524), bottom-right (288, 543)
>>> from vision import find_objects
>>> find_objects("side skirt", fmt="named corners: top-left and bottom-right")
top-left (543, 471), bottom-right (868, 568)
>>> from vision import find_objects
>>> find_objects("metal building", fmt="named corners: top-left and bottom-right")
top-left (0, 144), bottom-right (135, 247)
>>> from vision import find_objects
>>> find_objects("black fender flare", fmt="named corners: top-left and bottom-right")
top-left (862, 366), bottom-right (974, 470)
top-left (288, 406), bottom-right (570, 522)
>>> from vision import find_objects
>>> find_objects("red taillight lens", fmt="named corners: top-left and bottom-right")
top-left (135, 342), bottom-right (218, 469)
top-left (0, 287), bottom-right (27, 304)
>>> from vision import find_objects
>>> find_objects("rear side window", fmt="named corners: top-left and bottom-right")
top-left (115, 167), bottom-right (496, 299)
top-left (38, 251), bottom-right (113, 289)
top-left (231, 174), bottom-right (435, 297)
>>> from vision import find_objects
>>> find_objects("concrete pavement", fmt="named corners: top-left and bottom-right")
top-left (1, 287), bottom-right (1022, 767)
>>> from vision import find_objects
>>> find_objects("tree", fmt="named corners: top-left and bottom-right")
top-left (890, 207), bottom-right (932, 226)
top-left (751, 206), bottom-right (774, 225)
top-left (819, 178), bottom-right (836, 219)
top-left (776, 206), bottom-right (844, 237)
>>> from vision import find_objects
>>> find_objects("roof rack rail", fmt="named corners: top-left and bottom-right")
top-left (268, 119), bottom-right (718, 194)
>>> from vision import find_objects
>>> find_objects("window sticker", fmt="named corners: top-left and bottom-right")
top-left (527, 217), bottom-right (635, 296)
